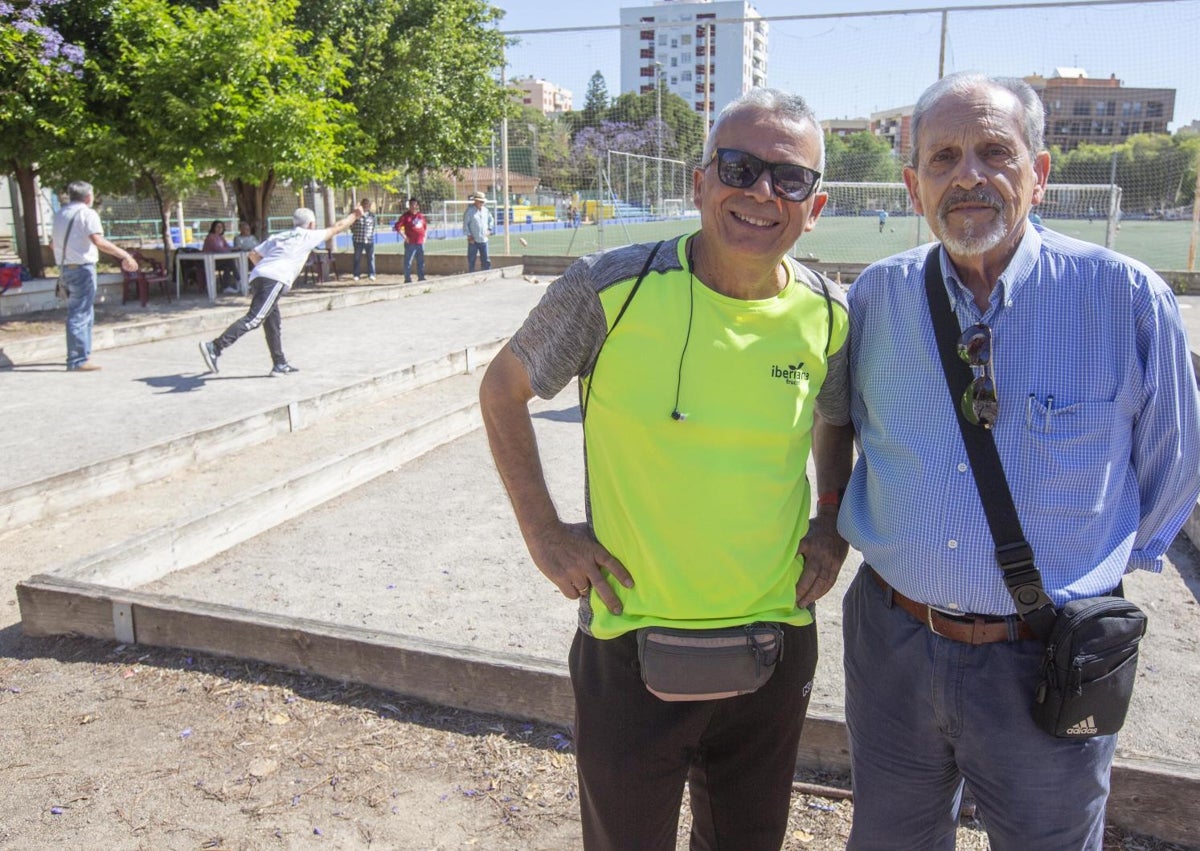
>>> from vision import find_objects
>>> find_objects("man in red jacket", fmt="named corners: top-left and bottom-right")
top-left (394, 198), bottom-right (428, 283)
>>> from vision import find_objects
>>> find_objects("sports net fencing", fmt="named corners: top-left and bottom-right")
top-left (489, 0), bottom-right (1198, 268)
top-left (72, 0), bottom-right (1200, 271)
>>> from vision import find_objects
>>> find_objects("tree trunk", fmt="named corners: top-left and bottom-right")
top-left (234, 168), bottom-right (277, 241)
top-left (12, 161), bottom-right (46, 278)
top-left (140, 170), bottom-right (175, 274)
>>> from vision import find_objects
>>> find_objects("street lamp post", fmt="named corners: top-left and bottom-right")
top-left (528, 123), bottom-right (539, 178)
top-left (655, 61), bottom-right (663, 218)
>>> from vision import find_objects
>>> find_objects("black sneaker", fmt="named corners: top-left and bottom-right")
top-left (271, 363), bottom-right (299, 376)
top-left (199, 340), bottom-right (219, 374)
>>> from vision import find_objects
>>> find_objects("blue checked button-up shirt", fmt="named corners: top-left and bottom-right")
top-left (841, 226), bottom-right (1200, 615)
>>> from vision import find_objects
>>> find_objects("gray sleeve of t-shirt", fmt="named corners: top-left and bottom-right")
top-left (816, 327), bottom-right (851, 426)
top-left (509, 259), bottom-right (608, 400)
top-left (805, 269), bottom-right (851, 428)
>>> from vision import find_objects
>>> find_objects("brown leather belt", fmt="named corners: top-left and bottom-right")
top-left (871, 568), bottom-right (1036, 644)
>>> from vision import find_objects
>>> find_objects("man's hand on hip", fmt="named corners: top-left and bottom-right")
top-left (528, 521), bottom-right (633, 615)
top-left (794, 506), bottom-right (849, 608)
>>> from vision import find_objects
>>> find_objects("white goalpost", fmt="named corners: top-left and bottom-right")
top-left (605, 150), bottom-right (693, 221)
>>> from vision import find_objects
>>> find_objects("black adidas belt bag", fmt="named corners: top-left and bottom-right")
top-left (1032, 596), bottom-right (1146, 737)
top-left (923, 246), bottom-right (1145, 740)
top-left (636, 623), bottom-right (783, 701)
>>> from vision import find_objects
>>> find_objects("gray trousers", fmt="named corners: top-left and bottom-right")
top-left (843, 563), bottom-right (1116, 850)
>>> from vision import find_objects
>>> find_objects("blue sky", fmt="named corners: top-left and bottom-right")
top-left (493, 0), bottom-right (1199, 131)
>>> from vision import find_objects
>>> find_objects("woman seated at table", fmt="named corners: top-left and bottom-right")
top-left (231, 221), bottom-right (258, 271)
top-left (203, 220), bottom-right (239, 294)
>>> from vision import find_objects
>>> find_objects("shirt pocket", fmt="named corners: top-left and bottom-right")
top-left (1019, 397), bottom-right (1121, 518)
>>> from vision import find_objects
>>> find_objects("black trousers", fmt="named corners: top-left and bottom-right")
top-left (213, 277), bottom-right (287, 365)
top-left (569, 622), bottom-right (817, 851)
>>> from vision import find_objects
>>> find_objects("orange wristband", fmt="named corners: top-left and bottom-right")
top-left (817, 491), bottom-right (841, 507)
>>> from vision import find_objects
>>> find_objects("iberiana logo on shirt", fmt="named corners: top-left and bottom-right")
top-left (771, 361), bottom-right (809, 385)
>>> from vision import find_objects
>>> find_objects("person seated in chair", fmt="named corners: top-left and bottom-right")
top-left (233, 220), bottom-right (258, 270)
top-left (203, 220), bottom-right (239, 293)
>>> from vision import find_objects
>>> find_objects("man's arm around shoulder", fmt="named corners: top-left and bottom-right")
top-left (479, 345), bottom-right (632, 613)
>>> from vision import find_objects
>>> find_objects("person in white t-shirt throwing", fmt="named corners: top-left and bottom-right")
top-left (198, 205), bottom-right (361, 376)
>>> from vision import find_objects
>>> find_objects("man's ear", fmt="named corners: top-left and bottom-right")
top-left (1031, 150), bottom-right (1051, 206)
top-left (902, 165), bottom-right (924, 216)
top-left (804, 192), bottom-right (828, 232)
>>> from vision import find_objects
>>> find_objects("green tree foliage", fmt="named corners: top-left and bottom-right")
top-left (14, 0), bottom-right (507, 261)
top-left (56, 0), bottom-right (355, 250)
top-left (553, 80), bottom-right (704, 197)
top-left (405, 170), bottom-right (456, 209)
top-left (823, 131), bottom-right (902, 183)
top-left (506, 105), bottom-right (572, 190)
top-left (608, 84), bottom-right (705, 166)
top-left (0, 0), bottom-right (88, 274)
top-left (1051, 133), bottom-right (1200, 213)
top-left (582, 70), bottom-right (609, 119)
top-left (292, 0), bottom-right (507, 172)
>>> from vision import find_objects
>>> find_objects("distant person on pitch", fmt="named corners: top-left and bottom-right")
top-left (198, 205), bottom-right (362, 377)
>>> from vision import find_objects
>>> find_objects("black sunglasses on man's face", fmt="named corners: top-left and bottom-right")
top-left (706, 147), bottom-right (822, 203)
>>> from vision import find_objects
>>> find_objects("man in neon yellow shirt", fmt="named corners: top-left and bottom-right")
top-left (480, 89), bottom-right (854, 850)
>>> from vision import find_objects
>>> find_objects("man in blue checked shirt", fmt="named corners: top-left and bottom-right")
top-left (838, 71), bottom-right (1200, 850)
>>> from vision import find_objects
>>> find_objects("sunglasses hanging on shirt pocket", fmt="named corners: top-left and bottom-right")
top-left (636, 622), bottom-right (783, 701)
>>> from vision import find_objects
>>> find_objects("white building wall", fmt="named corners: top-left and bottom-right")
top-left (513, 78), bottom-right (574, 115)
top-left (619, 0), bottom-right (766, 131)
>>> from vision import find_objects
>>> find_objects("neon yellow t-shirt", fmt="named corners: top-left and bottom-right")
top-left (511, 235), bottom-right (849, 639)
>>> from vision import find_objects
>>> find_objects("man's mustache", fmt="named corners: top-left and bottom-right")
top-left (938, 189), bottom-right (1003, 219)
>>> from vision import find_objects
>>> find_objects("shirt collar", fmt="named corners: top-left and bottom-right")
top-left (938, 224), bottom-right (1042, 312)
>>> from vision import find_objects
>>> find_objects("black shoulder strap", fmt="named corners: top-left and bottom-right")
top-left (922, 245), bottom-right (1057, 639)
top-left (580, 240), bottom-right (664, 421)
top-left (57, 208), bottom-right (82, 266)
top-left (817, 270), bottom-right (834, 356)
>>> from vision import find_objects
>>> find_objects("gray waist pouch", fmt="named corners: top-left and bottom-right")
top-left (636, 622), bottom-right (784, 702)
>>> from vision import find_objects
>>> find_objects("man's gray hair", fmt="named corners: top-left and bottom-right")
top-left (292, 207), bottom-right (317, 228)
top-left (701, 88), bottom-right (825, 171)
top-left (909, 72), bottom-right (1045, 167)
top-left (67, 181), bottom-right (93, 203)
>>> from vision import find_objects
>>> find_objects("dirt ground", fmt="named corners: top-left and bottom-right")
top-left (0, 618), bottom-right (1188, 850)
top-left (1, 305), bottom-right (1195, 850)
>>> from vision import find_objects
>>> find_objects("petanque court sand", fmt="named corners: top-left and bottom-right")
top-left (136, 387), bottom-right (1200, 769)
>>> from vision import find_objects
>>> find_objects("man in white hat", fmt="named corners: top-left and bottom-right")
top-left (463, 191), bottom-right (494, 272)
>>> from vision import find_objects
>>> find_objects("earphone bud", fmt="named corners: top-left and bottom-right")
top-left (671, 410), bottom-right (687, 422)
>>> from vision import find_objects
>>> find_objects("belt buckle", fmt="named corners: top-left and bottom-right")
top-left (925, 606), bottom-right (949, 639)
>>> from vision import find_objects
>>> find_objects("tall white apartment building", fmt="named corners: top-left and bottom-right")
top-left (619, 0), bottom-right (767, 131)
